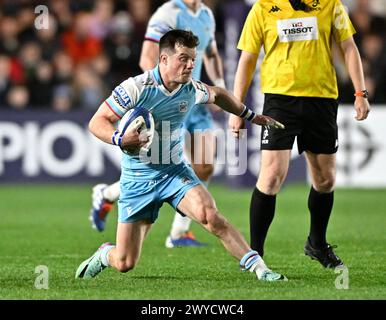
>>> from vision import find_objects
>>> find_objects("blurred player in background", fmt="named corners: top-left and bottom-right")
top-left (76, 30), bottom-right (286, 281)
top-left (229, 0), bottom-right (370, 268)
top-left (90, 0), bottom-right (226, 248)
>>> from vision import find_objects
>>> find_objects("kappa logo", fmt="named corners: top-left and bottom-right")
top-left (179, 101), bottom-right (188, 112)
top-left (269, 5), bottom-right (281, 13)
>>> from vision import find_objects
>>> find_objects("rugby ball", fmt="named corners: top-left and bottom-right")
top-left (118, 107), bottom-right (155, 155)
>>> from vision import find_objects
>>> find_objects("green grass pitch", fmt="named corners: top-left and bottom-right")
top-left (1, 183), bottom-right (385, 300)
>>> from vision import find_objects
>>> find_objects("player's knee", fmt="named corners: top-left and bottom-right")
top-left (314, 175), bottom-right (335, 192)
top-left (194, 204), bottom-right (209, 224)
top-left (258, 174), bottom-right (285, 194)
top-left (195, 204), bottom-right (216, 224)
top-left (192, 163), bottom-right (214, 181)
top-left (205, 208), bottom-right (227, 235)
top-left (115, 258), bottom-right (136, 273)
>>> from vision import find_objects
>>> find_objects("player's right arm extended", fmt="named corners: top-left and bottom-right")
top-left (207, 84), bottom-right (284, 130)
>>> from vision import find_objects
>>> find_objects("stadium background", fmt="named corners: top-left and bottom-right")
top-left (1, 0), bottom-right (386, 187)
top-left (1, 0), bottom-right (386, 301)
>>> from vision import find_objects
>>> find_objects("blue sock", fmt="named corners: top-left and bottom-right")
top-left (240, 250), bottom-right (261, 271)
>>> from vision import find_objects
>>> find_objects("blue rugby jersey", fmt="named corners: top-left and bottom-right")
top-left (104, 66), bottom-right (210, 181)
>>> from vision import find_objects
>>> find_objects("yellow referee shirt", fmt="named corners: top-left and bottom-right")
top-left (238, 0), bottom-right (356, 99)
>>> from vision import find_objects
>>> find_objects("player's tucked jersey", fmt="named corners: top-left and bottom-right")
top-left (238, 0), bottom-right (356, 99)
top-left (144, 0), bottom-right (216, 80)
top-left (105, 66), bottom-right (210, 181)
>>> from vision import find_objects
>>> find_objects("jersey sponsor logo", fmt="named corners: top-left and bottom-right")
top-left (113, 94), bottom-right (125, 108)
top-left (269, 5), bottom-right (281, 13)
top-left (179, 101), bottom-right (188, 112)
top-left (194, 80), bottom-right (207, 94)
top-left (193, 80), bottom-right (208, 104)
top-left (113, 85), bottom-right (131, 107)
top-left (277, 17), bottom-right (318, 42)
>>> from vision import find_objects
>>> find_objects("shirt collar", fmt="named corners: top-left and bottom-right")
top-left (151, 65), bottom-right (184, 96)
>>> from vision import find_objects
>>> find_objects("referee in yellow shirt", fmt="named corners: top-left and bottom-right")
top-left (229, 0), bottom-right (370, 268)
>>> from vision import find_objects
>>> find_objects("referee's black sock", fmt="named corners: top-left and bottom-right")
top-left (250, 187), bottom-right (276, 257)
top-left (308, 186), bottom-right (334, 249)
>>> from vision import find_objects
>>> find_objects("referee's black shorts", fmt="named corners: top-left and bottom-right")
top-left (260, 94), bottom-right (339, 154)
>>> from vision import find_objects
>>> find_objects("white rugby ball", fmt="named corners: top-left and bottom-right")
top-left (118, 107), bottom-right (155, 155)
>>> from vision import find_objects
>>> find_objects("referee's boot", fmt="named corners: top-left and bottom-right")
top-left (304, 237), bottom-right (344, 269)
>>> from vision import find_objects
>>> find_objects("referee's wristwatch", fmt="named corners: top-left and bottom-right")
top-left (354, 89), bottom-right (369, 99)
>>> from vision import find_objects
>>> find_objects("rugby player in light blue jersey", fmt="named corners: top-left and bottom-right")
top-left (90, 0), bottom-right (225, 248)
top-left (76, 30), bottom-right (286, 281)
